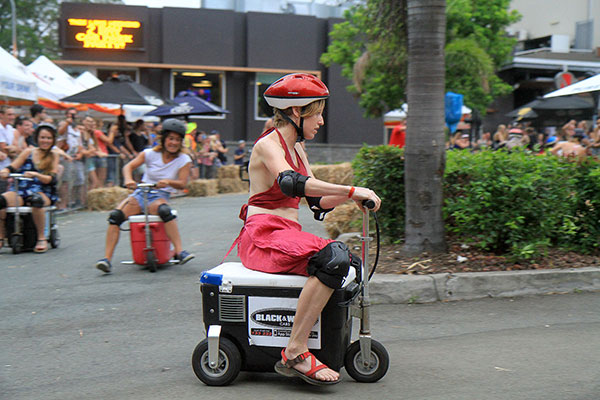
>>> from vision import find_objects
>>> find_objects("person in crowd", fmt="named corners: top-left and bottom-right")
top-left (95, 119), bottom-right (195, 273)
top-left (184, 122), bottom-right (199, 179)
top-left (105, 122), bottom-right (133, 187)
top-left (198, 132), bottom-right (217, 179)
top-left (62, 122), bottom-right (87, 209)
top-left (234, 73), bottom-right (380, 385)
top-left (78, 116), bottom-right (104, 189)
top-left (125, 119), bottom-right (151, 182)
top-left (492, 124), bottom-right (508, 149)
top-left (211, 130), bottom-right (228, 165)
top-left (0, 106), bottom-right (18, 193)
top-left (474, 131), bottom-right (493, 150)
top-left (0, 124), bottom-right (59, 253)
top-left (263, 117), bottom-right (274, 133)
top-left (587, 119), bottom-right (600, 159)
top-left (560, 119), bottom-right (576, 141)
top-left (451, 132), bottom-right (470, 150)
top-left (504, 128), bottom-right (530, 150)
top-left (29, 104), bottom-right (46, 130)
top-left (91, 117), bottom-right (116, 188)
top-left (148, 121), bottom-right (161, 147)
top-left (233, 140), bottom-right (247, 165)
top-left (551, 129), bottom-right (587, 161)
top-left (12, 117), bottom-right (35, 152)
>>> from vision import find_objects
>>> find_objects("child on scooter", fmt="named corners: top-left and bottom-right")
top-left (0, 124), bottom-right (59, 253)
top-left (95, 118), bottom-right (195, 273)
top-left (235, 74), bottom-right (381, 385)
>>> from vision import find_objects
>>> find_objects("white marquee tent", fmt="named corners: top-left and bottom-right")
top-left (0, 46), bottom-right (37, 101)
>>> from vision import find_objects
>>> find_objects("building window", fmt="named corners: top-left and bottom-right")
top-left (255, 73), bottom-right (282, 120)
top-left (172, 71), bottom-right (225, 115)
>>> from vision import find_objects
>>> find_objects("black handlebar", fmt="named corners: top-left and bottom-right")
top-left (362, 199), bottom-right (376, 210)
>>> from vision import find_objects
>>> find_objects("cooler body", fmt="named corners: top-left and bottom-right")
top-left (129, 215), bottom-right (174, 265)
top-left (200, 263), bottom-right (358, 372)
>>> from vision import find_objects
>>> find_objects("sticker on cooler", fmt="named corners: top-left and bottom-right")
top-left (248, 296), bottom-right (321, 349)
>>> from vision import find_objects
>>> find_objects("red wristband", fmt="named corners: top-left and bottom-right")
top-left (348, 186), bottom-right (355, 198)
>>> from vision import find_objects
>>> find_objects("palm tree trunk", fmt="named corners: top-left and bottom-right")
top-left (403, 0), bottom-right (447, 255)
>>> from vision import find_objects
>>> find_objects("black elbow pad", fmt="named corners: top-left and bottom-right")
top-left (277, 170), bottom-right (309, 198)
top-left (306, 196), bottom-right (334, 221)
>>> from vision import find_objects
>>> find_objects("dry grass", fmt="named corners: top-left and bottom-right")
top-left (311, 162), bottom-right (353, 185)
top-left (218, 178), bottom-right (248, 194)
top-left (323, 202), bottom-right (362, 239)
top-left (87, 187), bottom-right (129, 211)
top-left (187, 179), bottom-right (219, 197)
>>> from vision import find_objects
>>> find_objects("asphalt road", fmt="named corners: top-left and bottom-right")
top-left (1, 193), bottom-right (599, 400)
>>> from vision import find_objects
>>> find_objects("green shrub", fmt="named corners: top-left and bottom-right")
top-left (352, 145), bottom-right (405, 240)
top-left (352, 144), bottom-right (600, 259)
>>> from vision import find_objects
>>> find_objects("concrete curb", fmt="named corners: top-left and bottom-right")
top-left (370, 267), bottom-right (600, 304)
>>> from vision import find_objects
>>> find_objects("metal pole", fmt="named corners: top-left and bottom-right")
top-left (9, 0), bottom-right (17, 58)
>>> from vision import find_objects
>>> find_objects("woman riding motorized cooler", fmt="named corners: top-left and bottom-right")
top-left (235, 73), bottom-right (381, 385)
top-left (95, 118), bottom-right (195, 273)
top-left (0, 123), bottom-right (59, 253)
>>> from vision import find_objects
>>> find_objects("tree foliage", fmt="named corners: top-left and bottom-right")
top-left (321, 0), bottom-right (521, 117)
top-left (0, 0), bottom-right (122, 64)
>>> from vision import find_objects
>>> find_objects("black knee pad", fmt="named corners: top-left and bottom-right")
top-left (308, 241), bottom-right (351, 289)
top-left (0, 195), bottom-right (6, 210)
top-left (27, 193), bottom-right (44, 208)
top-left (157, 204), bottom-right (176, 223)
top-left (349, 251), bottom-right (362, 283)
top-left (108, 209), bottom-right (126, 226)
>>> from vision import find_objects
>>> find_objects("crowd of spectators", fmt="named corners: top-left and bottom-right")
top-left (448, 118), bottom-right (600, 161)
top-left (0, 104), bottom-right (249, 211)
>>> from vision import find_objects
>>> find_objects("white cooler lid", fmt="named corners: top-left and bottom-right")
top-left (128, 210), bottom-right (178, 223)
top-left (200, 262), bottom-right (357, 288)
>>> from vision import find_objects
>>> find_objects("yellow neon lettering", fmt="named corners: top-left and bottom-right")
top-left (69, 19), bottom-right (141, 49)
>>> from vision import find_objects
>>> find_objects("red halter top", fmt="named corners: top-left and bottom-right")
top-left (239, 128), bottom-right (308, 221)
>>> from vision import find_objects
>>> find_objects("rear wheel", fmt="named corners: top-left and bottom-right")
top-left (192, 337), bottom-right (241, 386)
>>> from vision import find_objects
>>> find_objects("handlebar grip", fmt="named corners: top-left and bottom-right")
top-left (362, 199), bottom-right (376, 210)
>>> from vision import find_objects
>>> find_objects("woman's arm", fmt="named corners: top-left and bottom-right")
top-left (122, 151), bottom-right (146, 189)
top-left (156, 161), bottom-right (191, 190)
top-left (259, 139), bottom-right (380, 210)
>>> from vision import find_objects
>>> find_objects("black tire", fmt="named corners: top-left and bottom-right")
top-left (192, 337), bottom-right (241, 386)
top-left (49, 229), bottom-right (60, 249)
top-left (10, 234), bottom-right (22, 255)
top-left (344, 339), bottom-right (389, 383)
top-left (146, 250), bottom-right (157, 273)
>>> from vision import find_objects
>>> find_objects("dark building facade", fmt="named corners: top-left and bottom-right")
top-left (57, 2), bottom-right (382, 149)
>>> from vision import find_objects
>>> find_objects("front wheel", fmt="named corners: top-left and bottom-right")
top-left (49, 228), bottom-right (60, 248)
top-left (192, 337), bottom-right (241, 386)
top-left (344, 339), bottom-right (389, 383)
top-left (146, 250), bottom-right (157, 273)
top-left (10, 234), bottom-right (23, 254)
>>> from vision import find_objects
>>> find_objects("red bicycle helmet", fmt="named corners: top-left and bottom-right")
top-left (264, 73), bottom-right (329, 109)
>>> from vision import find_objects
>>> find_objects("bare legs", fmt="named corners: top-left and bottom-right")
top-left (283, 276), bottom-right (340, 382)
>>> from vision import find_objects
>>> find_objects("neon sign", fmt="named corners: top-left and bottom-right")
top-left (66, 18), bottom-right (143, 50)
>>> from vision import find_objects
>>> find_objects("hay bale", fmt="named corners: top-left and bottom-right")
top-left (311, 162), bottom-right (353, 185)
top-left (187, 179), bottom-right (219, 197)
top-left (218, 178), bottom-right (248, 194)
top-left (217, 165), bottom-right (241, 180)
top-left (324, 202), bottom-right (362, 239)
top-left (86, 187), bottom-right (129, 211)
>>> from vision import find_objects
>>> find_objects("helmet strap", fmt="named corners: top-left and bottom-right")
top-left (280, 108), bottom-right (305, 142)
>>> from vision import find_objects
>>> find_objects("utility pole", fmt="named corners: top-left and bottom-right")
top-left (9, 0), bottom-right (17, 58)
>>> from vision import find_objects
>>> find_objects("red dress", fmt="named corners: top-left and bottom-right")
top-left (235, 129), bottom-right (333, 276)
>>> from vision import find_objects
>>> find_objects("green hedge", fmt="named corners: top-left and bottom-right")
top-left (352, 145), bottom-right (405, 240)
top-left (352, 146), bottom-right (600, 258)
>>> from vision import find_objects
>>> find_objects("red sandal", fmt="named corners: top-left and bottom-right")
top-left (274, 348), bottom-right (341, 386)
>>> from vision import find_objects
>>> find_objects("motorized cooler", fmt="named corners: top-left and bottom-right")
top-left (200, 262), bottom-right (359, 372)
top-left (128, 214), bottom-right (175, 265)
